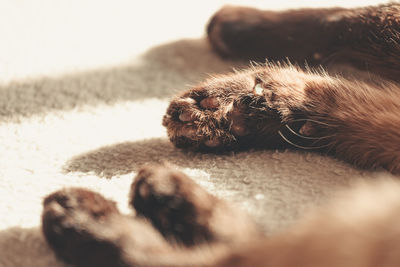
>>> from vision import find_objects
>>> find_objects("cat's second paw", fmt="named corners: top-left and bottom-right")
top-left (130, 165), bottom-right (218, 245)
top-left (163, 70), bottom-right (283, 150)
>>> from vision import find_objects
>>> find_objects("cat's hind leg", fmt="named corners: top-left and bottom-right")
top-left (207, 5), bottom-right (346, 63)
top-left (207, 4), bottom-right (400, 81)
top-left (129, 164), bottom-right (260, 246)
top-left (42, 165), bottom-right (260, 267)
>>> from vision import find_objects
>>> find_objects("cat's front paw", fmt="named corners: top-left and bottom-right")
top-left (162, 70), bottom-right (283, 150)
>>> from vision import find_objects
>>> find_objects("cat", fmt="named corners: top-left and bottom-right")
top-left (42, 3), bottom-right (400, 267)
top-left (163, 3), bottom-right (400, 174)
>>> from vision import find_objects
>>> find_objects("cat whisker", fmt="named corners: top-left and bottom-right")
top-left (278, 120), bottom-right (333, 150)
top-left (289, 118), bottom-right (335, 128)
top-left (284, 124), bottom-right (335, 140)
top-left (278, 130), bottom-right (331, 150)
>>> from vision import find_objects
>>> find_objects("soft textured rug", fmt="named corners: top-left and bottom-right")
top-left (0, 0), bottom-right (394, 266)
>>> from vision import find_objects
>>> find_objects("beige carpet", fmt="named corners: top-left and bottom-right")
top-left (0, 0), bottom-right (394, 266)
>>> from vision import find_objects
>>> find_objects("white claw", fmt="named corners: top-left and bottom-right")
top-left (254, 83), bottom-right (264, 95)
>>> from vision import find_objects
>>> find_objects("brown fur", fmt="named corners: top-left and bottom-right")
top-left (42, 165), bottom-right (400, 267)
top-left (42, 3), bottom-right (400, 267)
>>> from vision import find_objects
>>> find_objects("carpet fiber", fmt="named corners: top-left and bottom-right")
top-left (0, 1), bottom-right (393, 266)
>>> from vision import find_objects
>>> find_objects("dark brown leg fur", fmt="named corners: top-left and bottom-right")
top-left (207, 6), bottom-right (345, 63)
top-left (208, 4), bottom-right (400, 81)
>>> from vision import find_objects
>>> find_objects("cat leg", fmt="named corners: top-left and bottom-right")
top-left (129, 164), bottom-right (260, 246)
top-left (42, 187), bottom-right (176, 267)
top-left (163, 63), bottom-right (400, 173)
top-left (207, 4), bottom-right (400, 80)
top-left (207, 5), bottom-right (345, 63)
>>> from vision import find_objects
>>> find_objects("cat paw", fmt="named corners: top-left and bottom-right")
top-left (129, 165), bottom-right (217, 245)
top-left (162, 70), bottom-right (283, 150)
top-left (42, 188), bottom-right (123, 267)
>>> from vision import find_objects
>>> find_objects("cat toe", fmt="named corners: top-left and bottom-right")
top-left (177, 97), bottom-right (219, 122)
top-left (181, 126), bottom-right (197, 138)
top-left (230, 108), bottom-right (249, 136)
top-left (200, 97), bottom-right (219, 109)
top-left (231, 122), bottom-right (249, 136)
top-left (42, 188), bottom-right (119, 222)
top-left (179, 111), bottom-right (195, 122)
